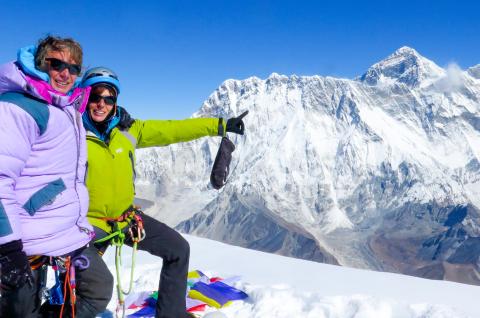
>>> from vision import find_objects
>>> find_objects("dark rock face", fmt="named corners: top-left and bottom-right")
top-left (178, 193), bottom-right (339, 265)
top-left (366, 204), bottom-right (480, 285)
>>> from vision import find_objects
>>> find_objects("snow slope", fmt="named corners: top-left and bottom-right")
top-left (99, 234), bottom-right (479, 318)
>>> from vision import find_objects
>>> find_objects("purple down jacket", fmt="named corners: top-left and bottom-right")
top-left (0, 61), bottom-right (93, 256)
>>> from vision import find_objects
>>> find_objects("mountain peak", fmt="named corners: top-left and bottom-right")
top-left (394, 46), bottom-right (420, 57)
top-left (360, 46), bottom-right (444, 87)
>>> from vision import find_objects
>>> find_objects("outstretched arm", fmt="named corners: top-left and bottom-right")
top-left (129, 117), bottom-right (223, 148)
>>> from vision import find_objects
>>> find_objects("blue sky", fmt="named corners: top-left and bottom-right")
top-left (1, 0), bottom-right (479, 119)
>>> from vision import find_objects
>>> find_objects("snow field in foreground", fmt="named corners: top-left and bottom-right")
top-left (97, 234), bottom-right (477, 318)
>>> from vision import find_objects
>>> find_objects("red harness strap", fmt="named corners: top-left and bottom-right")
top-left (100, 205), bottom-right (145, 242)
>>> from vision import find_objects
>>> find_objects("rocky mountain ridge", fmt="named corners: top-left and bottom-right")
top-left (135, 47), bottom-right (480, 284)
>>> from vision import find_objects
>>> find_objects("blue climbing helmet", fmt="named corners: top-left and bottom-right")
top-left (81, 66), bottom-right (121, 95)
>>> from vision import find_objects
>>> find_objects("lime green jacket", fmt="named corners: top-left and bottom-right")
top-left (85, 118), bottom-right (222, 233)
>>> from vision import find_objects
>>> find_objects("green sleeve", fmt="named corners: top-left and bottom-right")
top-left (128, 117), bottom-right (223, 148)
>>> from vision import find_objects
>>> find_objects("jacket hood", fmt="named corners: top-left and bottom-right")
top-left (17, 45), bottom-right (50, 82)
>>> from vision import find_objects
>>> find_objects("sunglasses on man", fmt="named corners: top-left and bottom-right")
top-left (45, 58), bottom-right (82, 76)
top-left (88, 94), bottom-right (117, 106)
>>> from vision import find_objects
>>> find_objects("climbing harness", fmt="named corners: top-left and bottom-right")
top-left (94, 205), bottom-right (146, 318)
top-left (28, 252), bottom-right (90, 318)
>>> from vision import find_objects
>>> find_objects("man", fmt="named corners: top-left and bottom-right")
top-left (0, 36), bottom-right (112, 317)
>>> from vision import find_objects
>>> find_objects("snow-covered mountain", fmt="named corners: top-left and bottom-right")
top-left (134, 46), bottom-right (480, 285)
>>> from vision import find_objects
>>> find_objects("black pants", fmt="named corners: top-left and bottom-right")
top-left (0, 245), bottom-right (113, 318)
top-left (0, 265), bottom-right (44, 318)
top-left (95, 213), bottom-right (191, 318)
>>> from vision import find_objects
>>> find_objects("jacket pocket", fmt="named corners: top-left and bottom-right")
top-left (23, 178), bottom-right (67, 216)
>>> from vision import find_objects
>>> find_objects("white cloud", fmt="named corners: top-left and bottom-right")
top-left (434, 62), bottom-right (465, 93)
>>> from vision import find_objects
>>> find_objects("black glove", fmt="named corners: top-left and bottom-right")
top-left (0, 240), bottom-right (33, 290)
top-left (210, 137), bottom-right (235, 189)
top-left (226, 111), bottom-right (249, 135)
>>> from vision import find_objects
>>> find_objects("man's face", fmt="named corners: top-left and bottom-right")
top-left (45, 50), bottom-right (79, 94)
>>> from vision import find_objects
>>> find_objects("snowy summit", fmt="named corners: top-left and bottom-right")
top-left (359, 46), bottom-right (446, 87)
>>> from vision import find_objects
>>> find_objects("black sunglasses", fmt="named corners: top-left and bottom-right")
top-left (88, 94), bottom-right (117, 106)
top-left (45, 58), bottom-right (82, 76)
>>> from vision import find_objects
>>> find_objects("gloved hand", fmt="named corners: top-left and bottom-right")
top-left (0, 240), bottom-right (33, 291)
top-left (226, 111), bottom-right (249, 135)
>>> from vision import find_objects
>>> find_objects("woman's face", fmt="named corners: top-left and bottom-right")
top-left (88, 86), bottom-right (116, 123)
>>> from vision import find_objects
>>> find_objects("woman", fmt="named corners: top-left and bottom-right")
top-left (80, 67), bottom-right (246, 318)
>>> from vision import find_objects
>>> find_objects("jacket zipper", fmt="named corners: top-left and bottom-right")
top-left (129, 151), bottom-right (136, 194)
